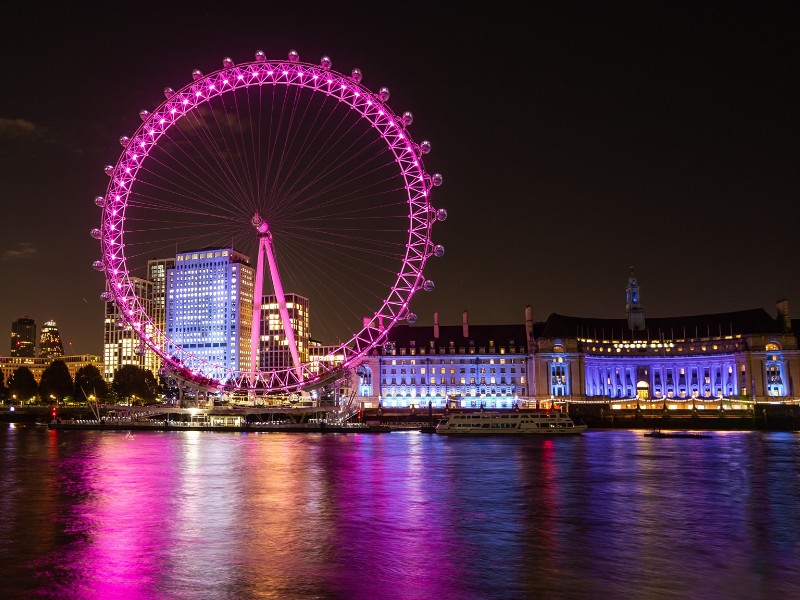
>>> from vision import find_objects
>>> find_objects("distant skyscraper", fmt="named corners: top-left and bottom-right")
top-left (103, 277), bottom-right (155, 382)
top-left (39, 320), bottom-right (64, 360)
top-left (10, 316), bottom-right (36, 357)
top-left (258, 293), bottom-right (309, 371)
top-left (166, 247), bottom-right (254, 380)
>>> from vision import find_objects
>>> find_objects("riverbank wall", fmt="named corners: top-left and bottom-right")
top-left (3, 403), bottom-right (799, 431)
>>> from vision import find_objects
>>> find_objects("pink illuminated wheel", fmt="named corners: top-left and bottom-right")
top-left (93, 49), bottom-right (447, 395)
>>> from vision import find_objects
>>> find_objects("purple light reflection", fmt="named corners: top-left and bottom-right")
top-left (4, 429), bottom-right (799, 598)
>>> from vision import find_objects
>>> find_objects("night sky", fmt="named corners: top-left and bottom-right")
top-left (2, 2), bottom-right (797, 357)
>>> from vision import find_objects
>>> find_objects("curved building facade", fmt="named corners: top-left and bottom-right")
top-left (39, 320), bottom-right (64, 360)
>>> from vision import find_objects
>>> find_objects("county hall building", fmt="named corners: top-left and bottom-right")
top-left (355, 270), bottom-right (799, 410)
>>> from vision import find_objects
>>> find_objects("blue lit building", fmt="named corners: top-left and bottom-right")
top-left (165, 248), bottom-right (254, 381)
top-left (356, 270), bottom-right (799, 409)
top-left (357, 309), bottom-right (532, 410)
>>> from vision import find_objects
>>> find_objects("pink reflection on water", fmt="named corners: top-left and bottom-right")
top-left (8, 428), bottom-right (799, 599)
top-left (51, 431), bottom-right (187, 598)
top-left (323, 433), bottom-right (462, 599)
top-left (26, 431), bottom-right (574, 598)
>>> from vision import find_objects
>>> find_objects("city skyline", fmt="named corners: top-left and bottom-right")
top-left (2, 3), bottom-right (798, 357)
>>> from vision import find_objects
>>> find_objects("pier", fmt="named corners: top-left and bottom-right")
top-left (4, 402), bottom-right (799, 432)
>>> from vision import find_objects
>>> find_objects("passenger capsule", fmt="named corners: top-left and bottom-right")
top-left (92, 260), bottom-right (105, 271)
top-left (383, 341), bottom-right (395, 354)
top-left (94, 196), bottom-right (106, 207)
top-left (436, 208), bottom-right (448, 222)
top-left (255, 50), bottom-right (266, 62)
top-left (320, 56), bottom-right (332, 69)
top-left (288, 50), bottom-right (299, 63)
top-left (407, 312), bottom-right (418, 325)
top-left (223, 57), bottom-right (234, 68)
top-left (119, 136), bottom-right (130, 147)
top-left (164, 87), bottom-right (174, 98)
top-left (351, 68), bottom-right (362, 82)
top-left (419, 140), bottom-right (431, 154)
top-left (90, 228), bottom-right (102, 240)
top-left (433, 244), bottom-right (445, 257)
top-left (100, 291), bottom-right (114, 302)
top-left (378, 87), bottom-right (390, 102)
top-left (402, 111), bottom-right (414, 126)
top-left (432, 173), bottom-right (443, 187)
top-left (139, 109), bottom-right (150, 121)
top-left (192, 69), bottom-right (203, 80)
top-left (104, 165), bottom-right (114, 176)
top-left (423, 280), bottom-right (435, 292)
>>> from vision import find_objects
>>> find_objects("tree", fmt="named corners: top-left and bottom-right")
top-left (39, 360), bottom-right (74, 404)
top-left (7, 367), bottom-right (38, 403)
top-left (112, 365), bottom-right (159, 403)
top-left (0, 371), bottom-right (6, 401)
top-left (74, 364), bottom-right (109, 402)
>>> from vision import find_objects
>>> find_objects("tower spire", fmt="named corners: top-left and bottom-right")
top-left (626, 266), bottom-right (646, 331)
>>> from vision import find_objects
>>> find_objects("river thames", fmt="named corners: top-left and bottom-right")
top-left (1, 424), bottom-right (798, 599)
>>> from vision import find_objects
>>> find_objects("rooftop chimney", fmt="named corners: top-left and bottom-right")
top-left (434, 311), bottom-right (440, 339)
top-left (462, 310), bottom-right (469, 338)
top-left (525, 305), bottom-right (534, 349)
top-left (776, 299), bottom-right (791, 332)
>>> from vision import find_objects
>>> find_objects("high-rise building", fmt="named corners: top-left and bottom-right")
top-left (147, 256), bottom-right (176, 360)
top-left (10, 316), bottom-right (36, 357)
top-left (103, 277), bottom-right (155, 383)
top-left (258, 293), bottom-right (309, 371)
top-left (166, 247), bottom-right (254, 381)
top-left (39, 320), bottom-right (64, 359)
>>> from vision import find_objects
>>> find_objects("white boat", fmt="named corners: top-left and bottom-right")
top-left (434, 411), bottom-right (587, 435)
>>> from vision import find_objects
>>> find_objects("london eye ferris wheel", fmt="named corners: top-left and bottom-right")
top-left (92, 49), bottom-right (447, 395)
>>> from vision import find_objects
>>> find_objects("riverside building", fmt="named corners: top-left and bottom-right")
top-left (355, 270), bottom-right (799, 410)
top-left (101, 257), bottom-right (176, 383)
top-left (0, 354), bottom-right (102, 387)
top-left (165, 247), bottom-right (255, 381)
top-left (102, 277), bottom-right (157, 383)
top-left (356, 310), bottom-right (531, 410)
top-left (147, 256), bottom-right (176, 351)
top-left (257, 293), bottom-right (309, 371)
